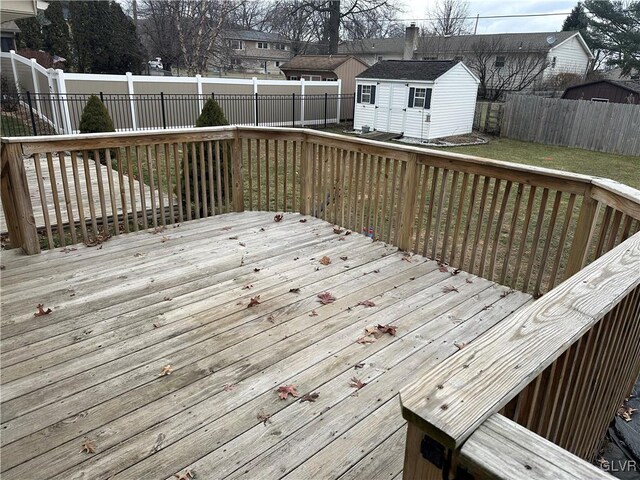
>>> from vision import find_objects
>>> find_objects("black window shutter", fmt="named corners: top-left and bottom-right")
top-left (357, 85), bottom-right (362, 103)
top-left (425, 89), bottom-right (432, 109)
top-left (370, 85), bottom-right (376, 104)
top-left (408, 87), bottom-right (415, 108)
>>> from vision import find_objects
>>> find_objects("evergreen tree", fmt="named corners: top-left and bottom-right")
top-left (562, 3), bottom-right (589, 31)
top-left (15, 16), bottom-right (43, 50)
top-left (43, 0), bottom-right (71, 61)
top-left (79, 95), bottom-right (114, 134)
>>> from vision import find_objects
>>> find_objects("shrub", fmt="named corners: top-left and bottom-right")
top-left (1, 75), bottom-right (19, 112)
top-left (79, 95), bottom-right (114, 133)
top-left (179, 98), bottom-right (232, 217)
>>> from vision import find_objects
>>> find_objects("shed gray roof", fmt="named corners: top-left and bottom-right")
top-left (224, 29), bottom-right (289, 43)
top-left (356, 60), bottom-right (457, 81)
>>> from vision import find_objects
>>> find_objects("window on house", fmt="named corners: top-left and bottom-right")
top-left (289, 76), bottom-right (299, 80)
top-left (422, 56), bottom-right (438, 60)
top-left (257, 42), bottom-right (269, 49)
top-left (274, 43), bottom-right (287, 50)
top-left (377, 56), bottom-right (383, 63)
top-left (323, 77), bottom-right (337, 81)
top-left (551, 56), bottom-right (557, 68)
top-left (302, 75), bottom-right (321, 81)
top-left (275, 61), bottom-right (280, 67)
top-left (230, 40), bottom-right (244, 50)
top-left (495, 56), bottom-right (506, 68)
top-left (591, 97), bottom-right (609, 102)
top-left (408, 87), bottom-right (432, 109)
top-left (357, 84), bottom-right (376, 104)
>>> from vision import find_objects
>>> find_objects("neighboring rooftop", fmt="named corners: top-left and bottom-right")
top-left (356, 60), bottom-right (458, 81)
top-left (279, 55), bottom-right (366, 71)
top-left (564, 79), bottom-right (640, 95)
top-left (224, 29), bottom-right (289, 43)
top-left (418, 31), bottom-right (581, 54)
top-left (339, 36), bottom-right (405, 55)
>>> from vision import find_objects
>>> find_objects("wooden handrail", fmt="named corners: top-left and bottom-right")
top-left (459, 413), bottom-right (611, 479)
top-left (399, 231), bottom-right (640, 449)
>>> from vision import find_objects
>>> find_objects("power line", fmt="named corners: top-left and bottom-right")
top-left (394, 12), bottom-right (574, 22)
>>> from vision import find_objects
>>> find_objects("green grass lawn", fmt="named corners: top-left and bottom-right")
top-left (440, 138), bottom-right (640, 190)
top-left (1, 114), bottom-right (31, 136)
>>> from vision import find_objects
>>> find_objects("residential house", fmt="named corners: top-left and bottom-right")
top-left (278, 55), bottom-right (369, 94)
top-left (223, 29), bottom-right (294, 75)
top-left (562, 79), bottom-right (640, 104)
top-left (0, 0), bottom-right (48, 21)
top-left (338, 36), bottom-right (407, 66)
top-left (354, 60), bottom-right (479, 141)
top-left (0, 21), bottom-right (19, 52)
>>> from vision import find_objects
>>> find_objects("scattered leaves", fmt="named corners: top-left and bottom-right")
top-left (289, 288), bottom-right (301, 293)
top-left (442, 285), bottom-right (459, 293)
top-left (438, 264), bottom-right (449, 273)
top-left (617, 403), bottom-right (637, 422)
top-left (317, 292), bottom-right (336, 304)
top-left (82, 438), bottom-right (96, 454)
top-left (247, 295), bottom-right (261, 308)
top-left (300, 392), bottom-right (320, 403)
top-left (500, 289), bottom-right (515, 298)
top-left (34, 304), bottom-right (52, 317)
top-left (319, 256), bottom-right (331, 265)
top-left (257, 409), bottom-right (272, 425)
top-left (299, 218), bottom-right (308, 223)
top-left (159, 365), bottom-right (173, 376)
top-left (376, 324), bottom-right (397, 336)
top-left (260, 227), bottom-right (265, 232)
top-left (454, 342), bottom-right (467, 350)
top-left (243, 284), bottom-right (253, 289)
top-left (223, 384), bottom-right (236, 392)
top-left (357, 323), bottom-right (396, 343)
top-left (267, 314), bottom-right (275, 323)
top-left (85, 231), bottom-right (111, 247)
top-left (356, 336), bottom-right (376, 344)
top-left (354, 362), bottom-right (365, 369)
top-left (345, 230), bottom-right (352, 235)
top-left (153, 226), bottom-right (166, 234)
top-left (452, 268), bottom-right (461, 276)
top-left (174, 469), bottom-right (195, 480)
top-left (60, 247), bottom-right (77, 253)
top-left (274, 214), bottom-right (284, 222)
top-left (357, 300), bottom-right (376, 308)
top-left (349, 377), bottom-right (367, 391)
top-left (333, 227), bottom-right (344, 234)
top-left (309, 310), bottom-right (319, 317)
top-left (276, 384), bottom-right (298, 400)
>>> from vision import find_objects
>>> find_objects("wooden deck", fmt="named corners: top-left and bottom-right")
top-left (0, 212), bottom-right (533, 480)
top-left (0, 155), bottom-right (171, 234)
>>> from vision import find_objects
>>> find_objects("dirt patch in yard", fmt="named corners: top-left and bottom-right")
top-left (396, 132), bottom-right (488, 147)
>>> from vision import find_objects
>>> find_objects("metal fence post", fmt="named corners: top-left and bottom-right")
top-left (292, 93), bottom-right (296, 128)
top-left (324, 92), bottom-right (328, 129)
top-left (26, 91), bottom-right (38, 136)
top-left (255, 92), bottom-right (259, 126)
top-left (160, 91), bottom-right (167, 129)
top-left (100, 91), bottom-right (104, 102)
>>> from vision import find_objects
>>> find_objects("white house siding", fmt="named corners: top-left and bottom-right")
top-left (353, 81), bottom-right (376, 130)
top-left (545, 34), bottom-right (591, 80)
top-left (388, 84), bottom-right (407, 133)
top-left (429, 64), bottom-right (479, 139)
top-left (404, 83), bottom-right (432, 140)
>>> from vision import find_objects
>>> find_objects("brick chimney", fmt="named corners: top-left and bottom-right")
top-left (404, 22), bottom-right (419, 60)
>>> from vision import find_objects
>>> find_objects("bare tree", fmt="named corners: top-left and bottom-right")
top-left (226, 1), bottom-right (270, 30)
top-left (266, 1), bottom-right (322, 54)
top-left (138, 0), bottom-right (180, 71)
top-left (466, 38), bottom-right (549, 100)
top-left (426, 0), bottom-right (471, 36)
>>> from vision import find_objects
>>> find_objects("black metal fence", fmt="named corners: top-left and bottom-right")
top-left (0, 91), bottom-right (355, 136)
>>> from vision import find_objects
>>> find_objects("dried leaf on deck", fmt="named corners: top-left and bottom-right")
top-left (34, 304), bottom-right (52, 317)
top-left (438, 264), bottom-right (449, 273)
top-left (274, 214), bottom-right (284, 222)
top-left (243, 284), bottom-right (253, 289)
top-left (345, 230), bottom-right (352, 235)
top-left (134, 252), bottom-right (146, 257)
top-left (454, 342), bottom-right (467, 350)
top-left (340, 256), bottom-right (348, 261)
top-left (289, 288), bottom-right (301, 293)
top-left (85, 231), bottom-right (111, 247)
top-left (338, 237), bottom-right (346, 241)
top-left (239, 242), bottom-right (246, 247)
top-left (254, 268), bottom-right (261, 272)
top-left (442, 285), bottom-right (459, 293)
top-left (465, 278), bottom-right (474, 283)
top-left (60, 247), bottom-right (77, 253)
top-left (174, 469), bottom-right (195, 480)
top-left (247, 295), bottom-right (261, 308)
top-left (376, 324), bottom-right (397, 336)
top-left (452, 269), bottom-right (461, 276)
top-left (164, 296), bottom-right (172, 301)
top-left (160, 236), bottom-right (170, 243)
top-left (356, 336), bottom-right (376, 344)
top-left (267, 314), bottom-right (275, 323)
top-left (354, 362), bottom-right (365, 369)
top-left (228, 235), bottom-right (239, 240)
top-left (153, 322), bottom-right (161, 328)
top-left (300, 392), bottom-right (320, 403)
top-left (257, 409), bottom-right (272, 425)
top-left (153, 226), bottom-right (166, 234)
top-left (223, 383), bottom-right (236, 392)
top-left (500, 289), bottom-right (515, 298)
top-left (276, 384), bottom-right (298, 400)
top-left (82, 438), bottom-right (96, 454)
top-left (222, 226), bottom-right (232, 231)
top-left (299, 218), bottom-right (308, 223)
top-left (319, 256), bottom-right (331, 265)
top-left (333, 227), bottom-right (344, 234)
top-left (159, 364), bottom-right (173, 376)
top-left (317, 292), bottom-right (336, 304)
top-left (349, 377), bottom-right (367, 390)
top-left (358, 300), bottom-right (376, 308)
top-left (617, 404), bottom-right (637, 422)
top-left (309, 310), bottom-right (319, 317)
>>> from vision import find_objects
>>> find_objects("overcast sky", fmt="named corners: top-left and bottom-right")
top-left (403, 0), bottom-right (576, 33)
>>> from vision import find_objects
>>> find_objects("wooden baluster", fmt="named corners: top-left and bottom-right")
top-left (546, 193), bottom-right (576, 292)
top-left (265, 139), bottom-right (270, 210)
top-left (487, 180), bottom-right (512, 281)
top-left (500, 183), bottom-right (524, 285)
top-left (206, 141), bottom-right (215, 216)
top-left (594, 205), bottom-right (614, 259)
top-left (81, 150), bottom-right (99, 237)
top-left (449, 172), bottom-right (469, 265)
top-left (398, 154), bottom-right (419, 251)
top-left (70, 151), bottom-right (89, 242)
top-left (351, 151), bottom-right (361, 227)
top-left (511, 185), bottom-right (537, 288)
top-left (274, 139), bottom-right (279, 212)
top-left (125, 146), bottom-right (139, 231)
top-left (215, 140), bottom-right (223, 214)
top-left (533, 190), bottom-right (563, 295)
top-left (522, 188), bottom-right (549, 293)
top-left (359, 152), bottom-right (370, 234)
top-left (345, 150), bottom-right (355, 230)
top-left (190, 142), bottom-right (199, 220)
top-left (155, 144), bottom-right (166, 225)
top-left (385, 159), bottom-right (397, 243)
top-left (478, 178), bottom-right (501, 276)
top-left (371, 155), bottom-right (383, 241)
top-left (232, 132), bottom-right (244, 213)
top-left (605, 209), bottom-right (624, 252)
top-left (247, 139), bottom-right (253, 211)
top-left (393, 161), bottom-right (407, 246)
top-left (440, 170), bottom-right (458, 264)
top-left (431, 168), bottom-right (449, 260)
top-left (292, 141), bottom-right (297, 213)
top-left (182, 142), bottom-right (191, 221)
top-left (45, 152), bottom-right (65, 246)
top-left (57, 152), bottom-right (77, 244)
top-left (340, 149), bottom-right (348, 227)
top-left (469, 176), bottom-right (491, 274)
top-left (104, 148), bottom-right (119, 235)
top-left (223, 140), bottom-right (231, 212)
top-left (173, 143), bottom-right (183, 223)
top-left (283, 140), bottom-right (288, 211)
top-left (319, 145), bottom-right (327, 220)
top-left (459, 174), bottom-right (479, 269)
top-left (165, 144), bottom-right (175, 224)
top-left (299, 138), bottom-right (313, 216)
top-left (92, 149), bottom-right (109, 233)
top-left (135, 146), bottom-right (148, 228)
top-left (256, 139), bottom-right (262, 210)
top-left (365, 153), bottom-right (376, 233)
top-left (115, 148), bottom-right (130, 233)
top-left (564, 193), bottom-right (600, 279)
top-left (198, 142), bottom-right (207, 218)
top-left (333, 147), bottom-right (340, 224)
top-left (412, 164), bottom-right (430, 254)
top-left (422, 166), bottom-right (439, 258)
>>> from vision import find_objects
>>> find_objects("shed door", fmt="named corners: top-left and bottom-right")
top-left (374, 84), bottom-right (405, 134)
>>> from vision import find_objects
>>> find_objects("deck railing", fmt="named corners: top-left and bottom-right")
top-left (2, 126), bottom-right (639, 478)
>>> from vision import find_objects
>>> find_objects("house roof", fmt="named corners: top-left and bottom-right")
top-left (418, 31), bottom-right (587, 55)
top-left (356, 60), bottom-right (458, 81)
top-left (338, 37), bottom-right (405, 55)
top-left (224, 29), bottom-right (289, 43)
top-left (564, 79), bottom-right (640, 95)
top-left (0, 21), bottom-right (21, 33)
top-left (279, 55), bottom-right (366, 72)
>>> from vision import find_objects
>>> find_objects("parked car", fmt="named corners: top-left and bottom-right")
top-left (148, 58), bottom-right (163, 70)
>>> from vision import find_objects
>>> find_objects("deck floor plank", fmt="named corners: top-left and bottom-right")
top-left (0, 213), bottom-right (533, 480)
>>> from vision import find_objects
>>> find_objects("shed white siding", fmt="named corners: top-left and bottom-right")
top-left (545, 34), bottom-right (591, 80)
top-left (429, 63), bottom-right (479, 139)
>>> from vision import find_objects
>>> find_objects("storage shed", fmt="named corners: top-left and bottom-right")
top-left (279, 55), bottom-right (369, 95)
top-left (562, 79), bottom-right (640, 105)
top-left (353, 60), bottom-right (479, 141)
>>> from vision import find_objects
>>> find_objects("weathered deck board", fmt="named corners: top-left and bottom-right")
top-left (0, 155), bottom-right (173, 234)
top-left (0, 212), bottom-right (532, 480)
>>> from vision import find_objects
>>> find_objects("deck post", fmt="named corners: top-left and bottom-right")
top-left (398, 153), bottom-right (419, 251)
top-left (231, 128), bottom-right (244, 212)
top-left (300, 136), bottom-right (313, 215)
top-left (564, 191), bottom-right (600, 279)
top-left (0, 143), bottom-right (40, 254)
top-left (403, 423), bottom-right (452, 480)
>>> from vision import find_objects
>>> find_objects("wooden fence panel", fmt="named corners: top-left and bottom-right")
top-left (501, 94), bottom-right (640, 156)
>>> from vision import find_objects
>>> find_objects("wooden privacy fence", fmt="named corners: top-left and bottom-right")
top-left (2, 126), bottom-right (640, 477)
top-left (501, 94), bottom-right (640, 156)
top-left (473, 101), bottom-right (503, 135)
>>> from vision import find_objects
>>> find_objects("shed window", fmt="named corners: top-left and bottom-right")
top-left (495, 56), bottom-right (506, 68)
top-left (551, 56), bottom-right (557, 68)
top-left (408, 87), bottom-right (432, 109)
top-left (357, 84), bottom-right (376, 104)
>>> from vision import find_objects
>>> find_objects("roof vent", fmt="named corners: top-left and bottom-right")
top-left (546, 35), bottom-right (556, 45)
